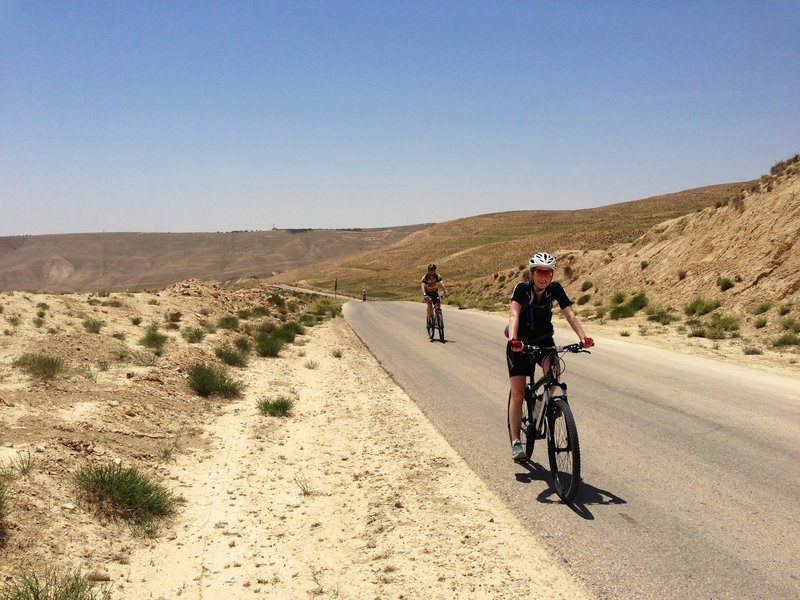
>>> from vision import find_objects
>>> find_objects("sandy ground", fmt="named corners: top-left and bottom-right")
top-left (116, 318), bottom-right (592, 599)
top-left (0, 286), bottom-right (593, 599)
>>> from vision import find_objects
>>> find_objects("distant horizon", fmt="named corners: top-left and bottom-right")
top-left (3, 3), bottom-right (797, 236)
top-left (1, 176), bottom-right (753, 238)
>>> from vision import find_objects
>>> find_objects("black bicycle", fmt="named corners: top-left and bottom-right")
top-left (424, 295), bottom-right (445, 342)
top-left (507, 341), bottom-right (590, 503)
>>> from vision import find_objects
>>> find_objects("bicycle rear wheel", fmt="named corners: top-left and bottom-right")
top-left (436, 309), bottom-right (445, 342)
top-left (507, 389), bottom-right (535, 460)
top-left (546, 398), bottom-right (581, 502)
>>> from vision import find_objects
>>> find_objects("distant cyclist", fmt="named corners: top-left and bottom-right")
top-left (421, 263), bottom-right (449, 329)
top-left (361, 288), bottom-right (367, 301)
top-left (506, 252), bottom-right (593, 461)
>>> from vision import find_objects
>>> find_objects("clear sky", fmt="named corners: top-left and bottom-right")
top-left (2, 1), bottom-right (799, 236)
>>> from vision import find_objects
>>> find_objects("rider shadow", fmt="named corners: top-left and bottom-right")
top-left (514, 460), bottom-right (627, 520)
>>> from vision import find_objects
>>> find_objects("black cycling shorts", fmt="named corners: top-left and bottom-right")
top-left (506, 337), bottom-right (555, 377)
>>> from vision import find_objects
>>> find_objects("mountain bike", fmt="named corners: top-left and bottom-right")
top-left (507, 341), bottom-right (591, 503)
top-left (424, 295), bottom-right (445, 342)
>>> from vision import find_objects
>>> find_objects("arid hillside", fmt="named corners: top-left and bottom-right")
top-left (0, 226), bottom-right (428, 293)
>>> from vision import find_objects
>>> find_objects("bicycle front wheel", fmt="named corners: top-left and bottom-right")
top-left (436, 310), bottom-right (445, 342)
top-left (546, 398), bottom-right (581, 503)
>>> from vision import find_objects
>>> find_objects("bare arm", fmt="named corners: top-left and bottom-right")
top-left (562, 305), bottom-right (590, 343)
top-left (508, 300), bottom-right (522, 341)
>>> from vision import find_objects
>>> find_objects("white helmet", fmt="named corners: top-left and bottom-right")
top-left (528, 252), bottom-right (556, 271)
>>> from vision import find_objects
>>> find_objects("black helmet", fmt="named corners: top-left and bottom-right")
top-left (428, 263), bottom-right (437, 270)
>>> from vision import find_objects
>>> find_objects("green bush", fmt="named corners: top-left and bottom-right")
top-left (709, 313), bottom-right (740, 332)
top-left (233, 336), bottom-right (252, 353)
top-left (257, 396), bottom-right (294, 417)
top-left (139, 324), bottom-right (168, 352)
top-left (743, 346), bottom-right (763, 355)
top-left (646, 307), bottom-right (678, 325)
top-left (13, 353), bottom-right (65, 381)
top-left (778, 304), bottom-right (792, 316)
top-left (717, 276), bottom-right (734, 291)
top-left (580, 281), bottom-right (593, 292)
top-left (685, 297), bottom-right (721, 316)
top-left (609, 292), bottom-right (648, 320)
top-left (576, 294), bottom-right (591, 306)
top-left (217, 315), bottom-right (240, 330)
top-left (82, 319), bottom-right (104, 334)
top-left (782, 318), bottom-right (800, 333)
top-left (181, 327), bottom-right (206, 343)
top-left (131, 316), bottom-right (143, 326)
top-left (186, 363), bottom-right (245, 397)
top-left (0, 568), bottom-right (104, 600)
top-left (0, 481), bottom-right (9, 521)
top-left (754, 317), bottom-right (767, 329)
top-left (254, 332), bottom-right (284, 357)
top-left (215, 346), bottom-right (248, 367)
top-left (751, 302), bottom-right (773, 315)
top-left (73, 463), bottom-right (175, 526)
top-left (773, 332), bottom-right (800, 347)
top-left (610, 291), bottom-right (626, 305)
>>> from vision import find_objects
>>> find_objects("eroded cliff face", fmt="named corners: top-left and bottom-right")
top-left (562, 165), bottom-right (800, 313)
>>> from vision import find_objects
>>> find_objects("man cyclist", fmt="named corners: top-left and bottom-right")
top-left (507, 252), bottom-right (593, 461)
top-left (421, 263), bottom-right (449, 329)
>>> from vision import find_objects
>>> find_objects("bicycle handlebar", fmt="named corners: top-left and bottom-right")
top-left (519, 341), bottom-right (590, 354)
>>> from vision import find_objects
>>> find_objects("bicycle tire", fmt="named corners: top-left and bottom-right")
top-left (427, 316), bottom-right (434, 340)
top-left (546, 398), bottom-right (581, 503)
top-left (507, 389), bottom-right (535, 460)
top-left (436, 309), bottom-right (445, 342)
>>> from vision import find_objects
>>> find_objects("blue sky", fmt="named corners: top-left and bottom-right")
top-left (2, 1), bottom-right (798, 235)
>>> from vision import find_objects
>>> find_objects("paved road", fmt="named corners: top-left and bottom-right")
top-left (344, 299), bottom-right (800, 600)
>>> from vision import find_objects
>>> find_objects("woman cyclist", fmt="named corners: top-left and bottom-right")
top-left (421, 263), bottom-right (449, 328)
top-left (507, 252), bottom-right (593, 461)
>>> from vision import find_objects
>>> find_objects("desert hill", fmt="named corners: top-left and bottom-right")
top-left (0, 225), bottom-right (427, 293)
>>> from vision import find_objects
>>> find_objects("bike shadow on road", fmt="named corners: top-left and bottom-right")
top-left (513, 460), bottom-right (627, 520)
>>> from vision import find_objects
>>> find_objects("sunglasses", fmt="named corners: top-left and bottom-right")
top-left (532, 269), bottom-right (553, 276)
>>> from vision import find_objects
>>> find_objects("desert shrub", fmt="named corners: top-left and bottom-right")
top-left (165, 311), bottom-right (182, 323)
top-left (13, 353), bottom-right (65, 381)
top-left (36, 302), bottom-right (49, 310)
top-left (186, 363), bottom-right (244, 397)
top-left (267, 292), bottom-right (286, 308)
top-left (257, 396), bottom-right (294, 417)
top-left (139, 324), bottom-right (168, 352)
top-left (646, 307), bottom-right (678, 325)
top-left (273, 322), bottom-right (305, 343)
top-left (709, 313), bottom-right (740, 332)
top-left (73, 463), bottom-right (175, 527)
top-left (312, 298), bottom-right (342, 318)
top-left (36, 309), bottom-right (46, 318)
top-left (743, 346), bottom-right (763, 355)
top-left (0, 567), bottom-right (106, 600)
top-left (300, 314), bottom-right (318, 326)
top-left (609, 292), bottom-right (648, 320)
top-left (215, 346), bottom-right (248, 367)
top-left (304, 360), bottom-right (319, 370)
top-left (751, 302), bottom-right (772, 315)
top-left (254, 332), bottom-right (284, 357)
top-left (217, 315), bottom-right (240, 331)
top-left (754, 317), bottom-right (767, 329)
top-left (610, 291), bottom-right (626, 305)
top-left (677, 270), bottom-right (687, 281)
top-left (717, 276), bottom-right (734, 291)
top-left (576, 294), bottom-right (591, 306)
top-left (250, 306), bottom-right (269, 318)
top-left (83, 319), bottom-right (105, 333)
top-left (640, 260), bottom-right (648, 270)
top-left (778, 304), bottom-right (792, 316)
top-left (236, 308), bottom-right (252, 320)
top-left (147, 298), bottom-right (159, 305)
top-left (181, 327), bottom-right (206, 343)
top-left (685, 297), bottom-right (720, 316)
top-left (782, 318), bottom-right (800, 333)
top-left (131, 316), bottom-right (143, 326)
top-left (580, 281), bottom-right (593, 292)
top-left (0, 481), bottom-right (8, 520)
top-left (773, 332), bottom-right (800, 347)
top-left (332, 349), bottom-right (342, 358)
top-left (5, 314), bottom-right (21, 327)
top-left (594, 306), bottom-right (607, 319)
top-left (233, 336), bottom-right (252, 353)
top-left (32, 317), bottom-right (45, 328)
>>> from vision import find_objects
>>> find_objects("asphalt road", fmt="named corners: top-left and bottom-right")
top-left (343, 299), bottom-right (800, 600)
